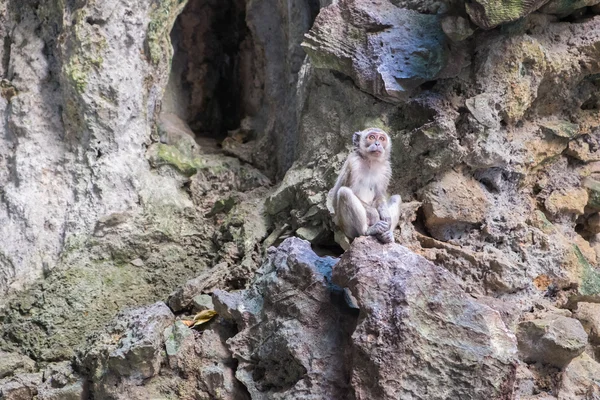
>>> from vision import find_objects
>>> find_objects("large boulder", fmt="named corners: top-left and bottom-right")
top-left (214, 237), bottom-right (518, 399)
top-left (213, 238), bottom-right (355, 399)
top-left (333, 237), bottom-right (518, 400)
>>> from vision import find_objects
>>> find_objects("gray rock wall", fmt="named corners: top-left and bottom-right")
top-left (1, 0), bottom-right (600, 398)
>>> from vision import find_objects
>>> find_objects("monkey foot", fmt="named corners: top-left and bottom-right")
top-left (376, 230), bottom-right (394, 244)
top-left (367, 220), bottom-right (390, 236)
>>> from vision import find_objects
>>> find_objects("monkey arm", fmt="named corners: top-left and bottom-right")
top-left (330, 158), bottom-right (352, 208)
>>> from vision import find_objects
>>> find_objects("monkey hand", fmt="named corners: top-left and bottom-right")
top-left (367, 220), bottom-right (390, 236)
top-left (376, 230), bottom-right (394, 244)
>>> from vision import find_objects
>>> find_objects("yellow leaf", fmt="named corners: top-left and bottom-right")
top-left (191, 310), bottom-right (217, 327)
top-left (181, 320), bottom-right (195, 327)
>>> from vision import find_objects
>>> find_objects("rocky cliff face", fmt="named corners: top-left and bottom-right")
top-left (1, 0), bottom-right (600, 398)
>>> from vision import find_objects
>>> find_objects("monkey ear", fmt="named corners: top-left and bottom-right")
top-left (352, 131), bottom-right (361, 148)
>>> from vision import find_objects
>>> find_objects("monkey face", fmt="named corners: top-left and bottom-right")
top-left (363, 130), bottom-right (389, 158)
top-left (353, 128), bottom-right (391, 159)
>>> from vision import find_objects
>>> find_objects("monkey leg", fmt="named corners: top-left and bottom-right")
top-left (336, 187), bottom-right (389, 240)
top-left (376, 195), bottom-right (402, 244)
top-left (336, 187), bottom-right (369, 239)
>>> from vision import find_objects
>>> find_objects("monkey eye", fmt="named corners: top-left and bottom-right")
top-left (379, 136), bottom-right (386, 141)
top-left (368, 134), bottom-right (376, 140)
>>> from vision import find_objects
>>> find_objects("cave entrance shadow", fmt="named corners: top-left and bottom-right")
top-left (163, 0), bottom-right (248, 142)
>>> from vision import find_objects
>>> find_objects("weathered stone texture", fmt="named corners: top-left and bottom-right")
top-left (213, 238), bottom-right (355, 399)
top-left (334, 237), bottom-right (518, 400)
top-left (517, 315), bottom-right (588, 368)
top-left (302, 0), bottom-right (453, 102)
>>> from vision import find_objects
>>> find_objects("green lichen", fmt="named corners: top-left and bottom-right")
top-left (0, 260), bottom-right (150, 361)
top-left (164, 321), bottom-right (192, 356)
top-left (539, 120), bottom-right (580, 139)
top-left (61, 9), bottom-right (108, 94)
top-left (150, 143), bottom-right (206, 176)
top-left (583, 177), bottom-right (600, 211)
top-left (147, 0), bottom-right (187, 65)
top-left (574, 245), bottom-right (600, 297)
top-left (466, 0), bottom-right (548, 29)
top-left (64, 61), bottom-right (89, 93)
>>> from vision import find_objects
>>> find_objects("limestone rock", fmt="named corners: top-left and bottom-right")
top-left (557, 353), bottom-right (600, 399)
top-left (465, 92), bottom-right (502, 129)
top-left (213, 237), bottom-right (355, 399)
top-left (190, 294), bottom-right (214, 313)
top-left (564, 245), bottom-right (600, 307)
top-left (584, 177), bottom-right (600, 212)
top-left (574, 302), bottom-right (600, 344)
top-left (0, 373), bottom-right (43, 400)
top-left (474, 35), bottom-right (547, 124)
top-left (567, 137), bottom-right (600, 163)
top-left (37, 362), bottom-right (86, 400)
top-left (78, 302), bottom-right (174, 397)
top-left (157, 112), bottom-right (199, 157)
top-left (465, 0), bottom-right (551, 29)
top-left (441, 15), bottom-right (475, 42)
top-left (0, 352), bottom-right (35, 379)
top-left (545, 188), bottom-right (588, 217)
top-left (302, 0), bottom-right (451, 102)
top-left (164, 321), bottom-right (193, 359)
top-left (421, 170), bottom-right (490, 241)
top-left (77, 301), bottom-right (246, 399)
top-left (540, 120), bottom-right (581, 139)
top-left (333, 237), bottom-right (518, 400)
top-left (541, 0), bottom-right (600, 15)
top-left (517, 315), bottom-right (588, 368)
top-left (186, 324), bottom-right (249, 400)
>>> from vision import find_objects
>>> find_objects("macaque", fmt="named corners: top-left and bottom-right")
top-left (328, 128), bottom-right (401, 244)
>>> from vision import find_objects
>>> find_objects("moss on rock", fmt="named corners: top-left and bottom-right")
top-left (148, 143), bottom-right (206, 176)
top-left (146, 0), bottom-right (187, 65)
top-left (466, 0), bottom-right (550, 29)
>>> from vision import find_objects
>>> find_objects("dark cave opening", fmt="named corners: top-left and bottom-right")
top-left (164, 0), bottom-right (248, 141)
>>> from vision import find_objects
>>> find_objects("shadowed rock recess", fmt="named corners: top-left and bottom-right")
top-left (2, 0), bottom-right (600, 398)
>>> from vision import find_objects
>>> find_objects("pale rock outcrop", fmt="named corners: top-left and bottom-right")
top-left (420, 169), bottom-right (490, 241)
top-left (517, 315), bottom-right (588, 368)
top-left (302, 0), bottom-right (456, 102)
top-left (574, 302), bottom-right (600, 344)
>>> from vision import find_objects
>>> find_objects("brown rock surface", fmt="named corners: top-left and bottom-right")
top-left (421, 170), bottom-right (490, 241)
top-left (574, 302), bottom-right (600, 344)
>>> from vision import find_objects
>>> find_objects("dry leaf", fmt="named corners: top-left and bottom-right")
top-left (181, 320), bottom-right (195, 327)
top-left (191, 310), bottom-right (217, 327)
